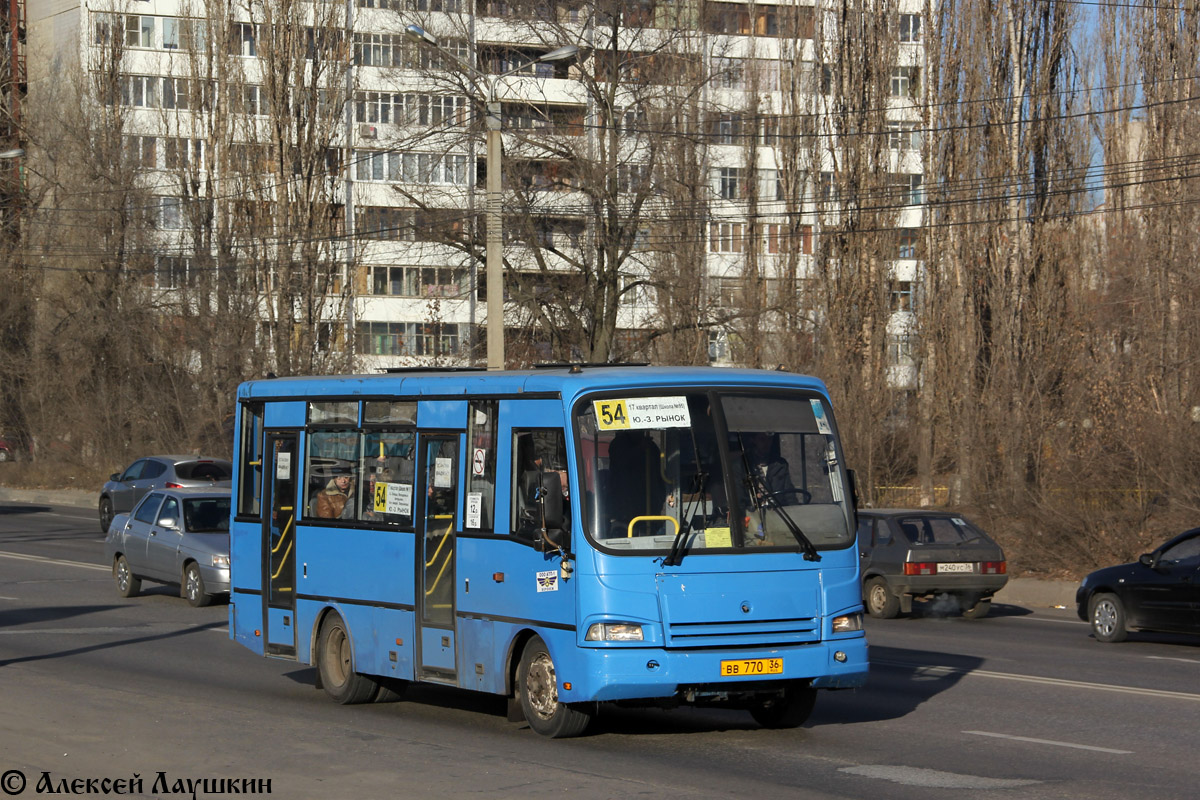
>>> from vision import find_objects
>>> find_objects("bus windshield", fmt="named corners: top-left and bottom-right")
top-left (575, 391), bottom-right (853, 554)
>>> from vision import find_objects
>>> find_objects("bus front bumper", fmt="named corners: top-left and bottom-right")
top-left (559, 637), bottom-right (868, 704)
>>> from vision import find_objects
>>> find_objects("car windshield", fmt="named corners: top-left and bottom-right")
top-left (574, 391), bottom-right (853, 554)
top-left (184, 498), bottom-right (231, 532)
top-left (898, 516), bottom-right (985, 545)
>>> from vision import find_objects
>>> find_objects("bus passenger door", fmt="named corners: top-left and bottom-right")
top-left (417, 434), bottom-right (459, 681)
top-left (263, 432), bottom-right (298, 657)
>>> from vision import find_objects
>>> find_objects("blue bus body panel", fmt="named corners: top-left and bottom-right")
top-left (418, 400), bottom-right (468, 429)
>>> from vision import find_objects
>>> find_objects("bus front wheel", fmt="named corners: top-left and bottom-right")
top-left (517, 636), bottom-right (593, 738)
top-left (748, 684), bottom-right (817, 729)
top-left (316, 612), bottom-right (377, 704)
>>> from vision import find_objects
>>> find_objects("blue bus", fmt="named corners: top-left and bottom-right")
top-left (229, 365), bottom-right (867, 736)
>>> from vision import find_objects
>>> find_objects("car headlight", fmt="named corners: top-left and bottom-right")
top-left (585, 622), bottom-right (644, 642)
top-left (212, 554), bottom-right (231, 568)
top-left (832, 613), bottom-right (863, 633)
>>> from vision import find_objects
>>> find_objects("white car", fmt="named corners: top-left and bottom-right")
top-left (104, 488), bottom-right (231, 607)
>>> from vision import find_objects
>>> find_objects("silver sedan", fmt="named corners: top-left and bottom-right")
top-left (104, 488), bottom-right (231, 607)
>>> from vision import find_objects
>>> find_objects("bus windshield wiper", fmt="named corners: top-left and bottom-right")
top-left (744, 456), bottom-right (820, 562)
top-left (663, 470), bottom-right (706, 567)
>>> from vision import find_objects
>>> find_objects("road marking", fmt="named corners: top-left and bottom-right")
top-left (1147, 655), bottom-right (1200, 665)
top-left (875, 659), bottom-right (1200, 702)
top-left (0, 550), bottom-right (109, 572)
top-left (964, 730), bottom-right (1132, 754)
top-left (839, 765), bottom-right (1040, 789)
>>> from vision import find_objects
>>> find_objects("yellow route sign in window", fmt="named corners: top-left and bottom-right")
top-left (593, 399), bottom-right (630, 430)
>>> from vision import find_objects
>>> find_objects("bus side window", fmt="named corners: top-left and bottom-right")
top-left (512, 429), bottom-right (569, 546)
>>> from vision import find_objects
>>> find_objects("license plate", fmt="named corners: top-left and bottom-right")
top-left (938, 562), bottom-right (974, 573)
top-left (720, 657), bottom-right (783, 677)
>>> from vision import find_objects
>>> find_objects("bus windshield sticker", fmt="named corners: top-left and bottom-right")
top-left (536, 570), bottom-right (559, 592)
top-left (434, 457), bottom-right (453, 488)
top-left (706, 527), bottom-right (732, 548)
top-left (810, 399), bottom-right (832, 435)
top-left (465, 492), bottom-right (483, 528)
top-left (593, 397), bottom-right (691, 431)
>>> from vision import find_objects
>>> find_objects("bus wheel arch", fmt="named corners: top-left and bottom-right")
top-left (516, 635), bottom-right (593, 738)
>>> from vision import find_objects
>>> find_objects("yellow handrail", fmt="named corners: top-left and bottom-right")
top-left (627, 515), bottom-right (680, 538)
top-left (270, 514), bottom-right (293, 555)
top-left (424, 519), bottom-right (454, 568)
top-left (271, 539), bottom-right (293, 580)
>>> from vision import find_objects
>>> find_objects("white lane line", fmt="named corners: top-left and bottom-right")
top-left (0, 550), bottom-right (109, 572)
top-left (1146, 655), bottom-right (1200, 665)
top-left (964, 730), bottom-right (1132, 754)
top-left (875, 659), bottom-right (1200, 702)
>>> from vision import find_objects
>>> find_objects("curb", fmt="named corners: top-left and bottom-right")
top-left (0, 487), bottom-right (96, 510)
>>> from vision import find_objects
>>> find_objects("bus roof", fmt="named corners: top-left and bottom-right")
top-left (237, 366), bottom-right (830, 407)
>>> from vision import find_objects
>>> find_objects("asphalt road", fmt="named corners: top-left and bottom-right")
top-left (1, 500), bottom-right (1197, 799)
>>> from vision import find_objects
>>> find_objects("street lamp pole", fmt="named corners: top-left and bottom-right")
top-left (404, 25), bottom-right (578, 371)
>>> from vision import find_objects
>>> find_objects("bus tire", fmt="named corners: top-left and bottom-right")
top-left (316, 612), bottom-right (377, 704)
top-left (372, 676), bottom-right (408, 703)
top-left (517, 636), bottom-right (593, 738)
top-left (748, 684), bottom-right (817, 729)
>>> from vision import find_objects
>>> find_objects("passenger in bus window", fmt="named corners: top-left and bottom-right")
top-left (317, 472), bottom-right (356, 520)
top-left (607, 430), bottom-right (666, 536)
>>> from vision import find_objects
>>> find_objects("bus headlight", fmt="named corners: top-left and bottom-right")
top-left (585, 623), bottom-right (644, 642)
top-left (831, 613), bottom-right (862, 633)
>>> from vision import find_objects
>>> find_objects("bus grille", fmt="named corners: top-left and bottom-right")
top-left (665, 617), bottom-right (820, 648)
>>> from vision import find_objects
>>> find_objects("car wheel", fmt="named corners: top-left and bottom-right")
top-left (0, 449), bottom-right (9, 462)
top-left (517, 636), bottom-right (593, 738)
top-left (114, 555), bottom-right (140, 598)
top-left (1089, 593), bottom-right (1128, 643)
top-left (748, 684), bottom-right (818, 729)
top-left (865, 577), bottom-right (901, 619)
top-left (99, 497), bottom-right (114, 534)
top-left (960, 597), bottom-right (992, 620)
top-left (316, 612), bottom-right (377, 704)
top-left (182, 563), bottom-right (212, 608)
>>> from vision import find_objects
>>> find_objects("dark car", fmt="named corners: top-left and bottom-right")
top-left (856, 509), bottom-right (1008, 619)
top-left (98, 455), bottom-right (232, 532)
top-left (1076, 527), bottom-right (1200, 642)
top-left (103, 488), bottom-right (231, 607)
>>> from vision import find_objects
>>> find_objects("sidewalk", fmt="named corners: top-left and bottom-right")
top-left (1, 485), bottom-right (1079, 610)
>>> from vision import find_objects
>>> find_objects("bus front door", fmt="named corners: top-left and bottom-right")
top-left (263, 432), bottom-right (298, 657)
top-left (416, 434), bottom-right (458, 682)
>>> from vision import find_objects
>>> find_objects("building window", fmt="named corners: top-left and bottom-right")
top-left (358, 207), bottom-right (414, 240)
top-left (899, 14), bottom-right (922, 43)
top-left (125, 15), bottom-right (154, 48)
top-left (898, 174), bottom-right (924, 206)
top-left (765, 223), bottom-right (813, 255)
top-left (716, 167), bottom-right (745, 200)
top-left (371, 266), bottom-right (465, 298)
top-left (356, 322), bottom-right (462, 357)
top-left (898, 228), bottom-right (920, 259)
top-left (888, 333), bottom-right (917, 366)
top-left (155, 256), bottom-right (193, 289)
top-left (887, 122), bottom-right (921, 151)
top-left (712, 57), bottom-right (746, 90)
top-left (156, 196), bottom-right (184, 230)
top-left (121, 75), bottom-right (160, 108)
top-left (710, 221), bottom-right (746, 253)
top-left (890, 67), bottom-right (920, 99)
top-left (891, 281), bottom-right (914, 311)
top-left (230, 22), bottom-right (257, 57)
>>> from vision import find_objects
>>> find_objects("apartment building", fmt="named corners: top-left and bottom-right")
top-left (25, 0), bottom-right (925, 374)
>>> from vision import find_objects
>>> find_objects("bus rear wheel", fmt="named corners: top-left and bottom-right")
top-left (316, 612), bottom-right (377, 704)
top-left (517, 636), bottom-right (593, 738)
top-left (748, 684), bottom-right (817, 729)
